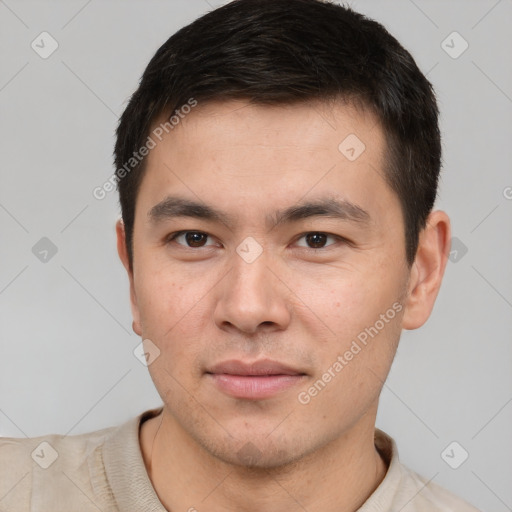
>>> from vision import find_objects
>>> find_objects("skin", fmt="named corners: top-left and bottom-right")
top-left (116, 99), bottom-right (450, 512)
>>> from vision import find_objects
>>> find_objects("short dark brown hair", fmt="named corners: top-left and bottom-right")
top-left (114, 0), bottom-right (441, 269)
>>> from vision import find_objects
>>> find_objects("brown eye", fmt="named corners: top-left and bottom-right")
top-left (184, 232), bottom-right (208, 247)
top-left (296, 232), bottom-right (337, 249)
top-left (167, 231), bottom-right (214, 248)
top-left (305, 233), bottom-right (328, 248)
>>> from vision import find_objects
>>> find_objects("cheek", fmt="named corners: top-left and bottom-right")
top-left (298, 305), bottom-right (402, 420)
top-left (301, 267), bottom-right (403, 364)
top-left (135, 268), bottom-right (211, 367)
top-left (136, 261), bottom-right (205, 325)
top-left (298, 273), bottom-right (375, 333)
top-left (137, 276), bottom-right (174, 326)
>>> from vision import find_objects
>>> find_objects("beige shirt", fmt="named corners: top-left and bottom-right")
top-left (0, 406), bottom-right (480, 511)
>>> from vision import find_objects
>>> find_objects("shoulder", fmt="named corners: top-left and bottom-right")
top-left (0, 423), bottom-right (117, 471)
top-left (396, 463), bottom-right (481, 511)
top-left (0, 424), bottom-right (118, 511)
top-left (366, 429), bottom-right (481, 512)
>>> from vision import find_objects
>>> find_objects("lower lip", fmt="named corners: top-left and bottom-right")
top-left (207, 373), bottom-right (305, 399)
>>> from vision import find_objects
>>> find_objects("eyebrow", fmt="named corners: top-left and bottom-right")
top-left (148, 195), bottom-right (371, 230)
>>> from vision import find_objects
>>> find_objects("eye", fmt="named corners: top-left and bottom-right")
top-left (295, 232), bottom-right (340, 249)
top-left (165, 230), bottom-right (346, 251)
top-left (166, 231), bottom-right (217, 248)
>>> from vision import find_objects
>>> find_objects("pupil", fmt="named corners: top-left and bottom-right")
top-left (186, 232), bottom-right (205, 247)
top-left (307, 233), bottom-right (326, 248)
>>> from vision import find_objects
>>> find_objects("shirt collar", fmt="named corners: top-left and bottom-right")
top-left (101, 408), bottom-right (401, 512)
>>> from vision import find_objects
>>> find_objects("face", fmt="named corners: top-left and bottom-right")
top-left (121, 99), bottom-right (413, 468)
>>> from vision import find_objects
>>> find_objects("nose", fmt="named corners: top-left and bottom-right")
top-left (213, 246), bottom-right (291, 335)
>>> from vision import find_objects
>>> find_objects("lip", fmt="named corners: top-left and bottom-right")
top-left (207, 359), bottom-right (305, 376)
top-left (206, 359), bottom-right (307, 400)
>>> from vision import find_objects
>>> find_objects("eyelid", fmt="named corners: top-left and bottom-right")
top-left (294, 232), bottom-right (341, 249)
top-left (166, 230), bottom-right (349, 250)
top-left (166, 230), bottom-right (218, 247)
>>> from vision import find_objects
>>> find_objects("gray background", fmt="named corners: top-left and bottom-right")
top-left (1, 0), bottom-right (511, 510)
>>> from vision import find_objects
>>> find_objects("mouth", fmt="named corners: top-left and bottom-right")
top-left (205, 359), bottom-right (307, 400)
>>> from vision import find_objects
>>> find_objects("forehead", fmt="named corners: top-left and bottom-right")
top-left (136, 98), bottom-right (397, 229)
top-left (151, 98), bottom-right (382, 151)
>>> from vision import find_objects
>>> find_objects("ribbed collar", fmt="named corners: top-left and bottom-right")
top-left (102, 406), bottom-right (166, 511)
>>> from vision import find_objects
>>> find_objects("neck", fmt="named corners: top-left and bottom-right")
top-left (140, 407), bottom-right (388, 512)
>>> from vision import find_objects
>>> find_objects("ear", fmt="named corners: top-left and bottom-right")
top-left (401, 210), bottom-right (451, 330)
top-left (116, 219), bottom-right (142, 336)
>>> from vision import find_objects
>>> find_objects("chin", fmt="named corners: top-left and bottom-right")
top-left (198, 429), bottom-right (315, 471)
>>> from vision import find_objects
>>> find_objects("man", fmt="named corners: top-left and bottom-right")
top-left (0, 0), bottom-right (481, 510)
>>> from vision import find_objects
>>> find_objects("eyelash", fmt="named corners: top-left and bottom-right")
top-left (165, 230), bottom-right (348, 251)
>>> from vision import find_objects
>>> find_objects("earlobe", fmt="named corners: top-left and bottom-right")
top-left (401, 210), bottom-right (451, 330)
top-left (116, 219), bottom-right (142, 336)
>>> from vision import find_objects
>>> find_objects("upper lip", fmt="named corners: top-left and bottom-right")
top-left (207, 359), bottom-right (305, 376)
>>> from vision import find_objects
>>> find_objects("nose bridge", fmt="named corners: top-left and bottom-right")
top-left (232, 244), bottom-right (271, 296)
top-left (214, 241), bottom-right (290, 333)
